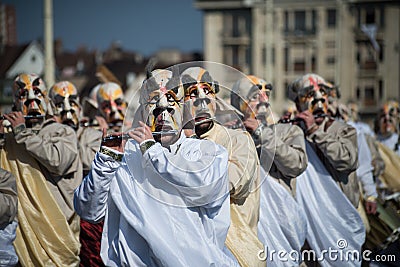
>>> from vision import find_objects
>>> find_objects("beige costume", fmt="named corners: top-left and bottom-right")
top-left (0, 119), bottom-right (81, 267)
top-left (307, 117), bottom-right (360, 207)
top-left (258, 123), bottom-right (307, 195)
top-left (200, 123), bottom-right (264, 267)
top-left (77, 126), bottom-right (102, 176)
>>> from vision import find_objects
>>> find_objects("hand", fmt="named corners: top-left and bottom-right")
top-left (223, 119), bottom-right (239, 128)
top-left (101, 128), bottom-right (126, 153)
top-left (96, 116), bottom-right (109, 130)
top-left (127, 121), bottom-right (154, 144)
top-left (243, 117), bottom-right (260, 133)
top-left (184, 129), bottom-right (195, 137)
top-left (4, 112), bottom-right (25, 128)
top-left (365, 200), bottom-right (377, 215)
top-left (296, 110), bottom-right (315, 130)
top-left (279, 112), bottom-right (292, 123)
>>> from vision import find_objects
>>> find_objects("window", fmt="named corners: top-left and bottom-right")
top-left (364, 86), bottom-right (375, 105)
top-left (311, 56), bottom-right (316, 71)
top-left (327, 57), bottom-right (335, 65)
top-left (312, 10), bottom-right (316, 31)
top-left (366, 8), bottom-right (375, 24)
top-left (284, 47), bottom-right (289, 71)
top-left (294, 60), bottom-right (306, 72)
top-left (327, 9), bottom-right (336, 27)
top-left (379, 80), bottom-right (383, 100)
top-left (31, 55), bottom-right (36, 62)
top-left (272, 47), bottom-right (275, 65)
top-left (232, 46), bottom-right (239, 66)
top-left (295, 11), bottom-right (306, 31)
top-left (284, 11), bottom-right (289, 32)
top-left (326, 41), bottom-right (335, 48)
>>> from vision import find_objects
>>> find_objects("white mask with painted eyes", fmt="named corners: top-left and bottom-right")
top-left (13, 73), bottom-right (48, 117)
top-left (140, 69), bottom-right (184, 135)
top-left (49, 81), bottom-right (81, 128)
top-left (97, 82), bottom-right (127, 127)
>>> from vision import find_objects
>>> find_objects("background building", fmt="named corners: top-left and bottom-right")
top-left (0, 3), bottom-right (17, 47)
top-left (195, 0), bottom-right (400, 121)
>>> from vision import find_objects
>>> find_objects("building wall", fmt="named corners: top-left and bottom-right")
top-left (0, 4), bottom-right (17, 46)
top-left (196, 0), bottom-right (400, 117)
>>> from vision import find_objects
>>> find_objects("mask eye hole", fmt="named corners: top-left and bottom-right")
top-left (101, 101), bottom-right (111, 110)
top-left (187, 86), bottom-right (198, 98)
top-left (114, 98), bottom-right (126, 108)
top-left (18, 89), bottom-right (28, 99)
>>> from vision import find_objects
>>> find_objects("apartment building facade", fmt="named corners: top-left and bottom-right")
top-left (195, 0), bottom-right (400, 118)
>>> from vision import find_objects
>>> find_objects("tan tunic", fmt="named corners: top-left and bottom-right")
top-left (77, 126), bottom-right (102, 176)
top-left (259, 123), bottom-right (308, 195)
top-left (0, 119), bottom-right (81, 266)
top-left (200, 123), bottom-right (264, 267)
top-left (307, 118), bottom-right (360, 207)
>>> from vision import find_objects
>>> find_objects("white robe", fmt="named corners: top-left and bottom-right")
top-left (257, 167), bottom-right (307, 267)
top-left (296, 142), bottom-right (365, 267)
top-left (74, 134), bottom-right (238, 267)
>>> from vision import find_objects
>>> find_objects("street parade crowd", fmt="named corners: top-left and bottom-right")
top-left (0, 61), bottom-right (399, 267)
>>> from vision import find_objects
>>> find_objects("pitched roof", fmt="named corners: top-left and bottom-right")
top-left (0, 44), bottom-right (29, 78)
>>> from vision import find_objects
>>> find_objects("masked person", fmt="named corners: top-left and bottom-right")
top-left (181, 67), bottom-right (263, 267)
top-left (232, 75), bottom-right (308, 267)
top-left (288, 73), bottom-right (365, 267)
top-left (74, 68), bottom-right (238, 266)
top-left (96, 82), bottom-right (129, 132)
top-left (0, 73), bottom-right (81, 266)
top-left (374, 101), bottom-right (400, 196)
top-left (375, 100), bottom-right (400, 155)
top-left (49, 81), bottom-right (104, 267)
top-left (0, 167), bottom-right (18, 267)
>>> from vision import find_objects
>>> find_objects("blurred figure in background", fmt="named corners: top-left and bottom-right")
top-left (0, 167), bottom-right (18, 267)
top-left (49, 81), bottom-right (104, 267)
top-left (96, 82), bottom-right (130, 133)
top-left (288, 73), bottom-right (365, 267)
top-left (375, 100), bottom-right (400, 155)
top-left (232, 75), bottom-right (308, 267)
top-left (0, 73), bottom-right (81, 266)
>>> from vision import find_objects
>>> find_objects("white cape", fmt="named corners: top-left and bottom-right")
top-left (296, 142), bottom-right (365, 266)
top-left (100, 138), bottom-right (239, 267)
top-left (257, 168), bottom-right (307, 267)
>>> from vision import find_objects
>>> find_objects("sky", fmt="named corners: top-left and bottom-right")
top-left (2, 0), bottom-right (203, 56)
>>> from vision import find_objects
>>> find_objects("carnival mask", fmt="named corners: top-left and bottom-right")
top-left (97, 82), bottom-right (127, 127)
top-left (379, 101), bottom-right (399, 135)
top-left (49, 81), bottom-right (81, 129)
top-left (182, 67), bottom-right (218, 130)
top-left (232, 75), bottom-right (272, 125)
top-left (13, 73), bottom-right (48, 120)
top-left (294, 74), bottom-right (332, 124)
top-left (140, 69), bottom-right (184, 138)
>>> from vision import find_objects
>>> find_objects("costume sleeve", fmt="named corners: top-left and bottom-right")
top-left (356, 132), bottom-right (378, 198)
top-left (14, 123), bottom-right (79, 176)
top-left (142, 139), bottom-right (229, 209)
top-left (0, 168), bottom-right (18, 228)
top-left (260, 124), bottom-right (307, 180)
top-left (365, 134), bottom-right (385, 178)
top-left (78, 127), bottom-right (102, 174)
top-left (74, 149), bottom-right (121, 223)
top-left (308, 120), bottom-right (358, 174)
top-left (226, 131), bottom-right (259, 202)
